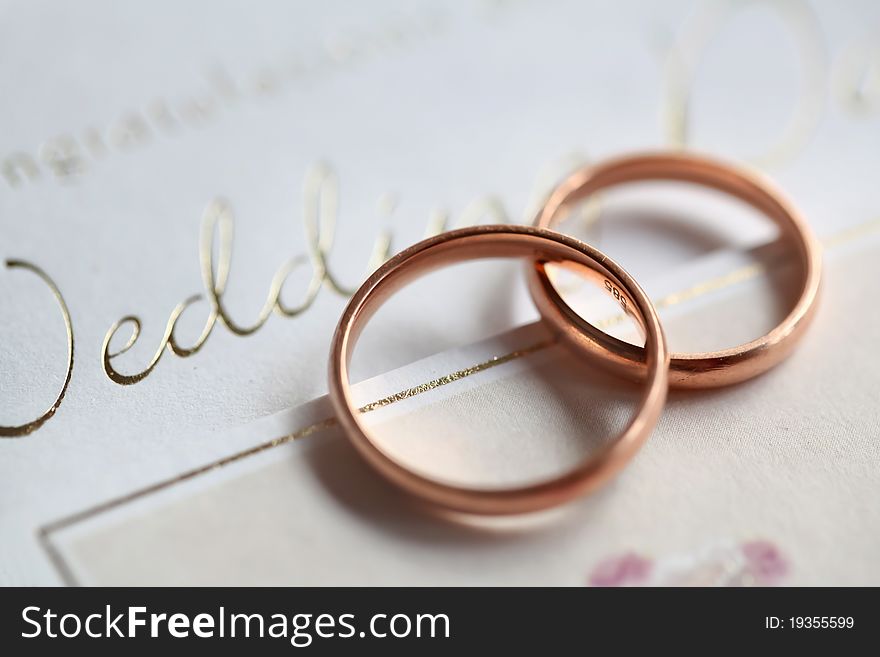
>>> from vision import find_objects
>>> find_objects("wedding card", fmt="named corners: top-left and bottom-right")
top-left (3, 0), bottom-right (879, 584)
top-left (44, 227), bottom-right (880, 585)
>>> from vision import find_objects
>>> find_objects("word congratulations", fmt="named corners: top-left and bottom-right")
top-left (0, 7), bottom-right (457, 189)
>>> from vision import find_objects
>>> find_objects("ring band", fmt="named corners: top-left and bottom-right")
top-left (328, 225), bottom-right (669, 515)
top-left (529, 151), bottom-right (822, 388)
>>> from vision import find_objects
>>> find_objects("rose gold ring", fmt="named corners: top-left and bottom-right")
top-left (529, 151), bottom-right (822, 388)
top-left (328, 224), bottom-right (669, 515)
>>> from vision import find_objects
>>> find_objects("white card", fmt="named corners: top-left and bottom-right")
top-left (43, 226), bottom-right (880, 585)
top-left (3, 0), bottom-right (880, 584)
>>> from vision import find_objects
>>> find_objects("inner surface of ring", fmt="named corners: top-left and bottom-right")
top-left (337, 229), bottom-right (663, 491)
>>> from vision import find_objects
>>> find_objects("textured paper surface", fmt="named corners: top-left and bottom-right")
top-left (51, 233), bottom-right (880, 586)
top-left (3, 0), bottom-right (880, 585)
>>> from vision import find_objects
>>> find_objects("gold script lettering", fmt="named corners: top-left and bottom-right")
top-left (1, 152), bottom-right (41, 188)
top-left (663, 0), bottom-right (827, 169)
top-left (101, 198), bottom-right (322, 385)
top-left (1, 260), bottom-right (75, 438)
top-left (101, 164), bottom-right (511, 384)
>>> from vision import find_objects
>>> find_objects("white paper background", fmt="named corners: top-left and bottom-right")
top-left (53, 232), bottom-right (880, 586)
top-left (2, 0), bottom-right (879, 584)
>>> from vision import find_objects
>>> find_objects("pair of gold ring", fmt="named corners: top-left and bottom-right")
top-left (327, 152), bottom-right (822, 516)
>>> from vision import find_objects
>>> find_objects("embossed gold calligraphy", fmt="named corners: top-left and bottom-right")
top-left (1, 164), bottom-right (513, 438)
top-left (99, 165), bottom-right (507, 386)
top-left (0, 261), bottom-right (74, 437)
top-left (3, 0), bottom-right (873, 437)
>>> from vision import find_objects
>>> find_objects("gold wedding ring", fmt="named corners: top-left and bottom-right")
top-left (328, 225), bottom-right (668, 515)
top-left (327, 151), bottom-right (821, 515)
top-left (529, 152), bottom-right (822, 388)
